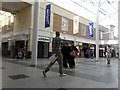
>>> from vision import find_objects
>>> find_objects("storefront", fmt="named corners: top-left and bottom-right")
top-left (2, 41), bottom-right (8, 57)
top-left (37, 36), bottom-right (49, 58)
top-left (2, 34), bottom-right (28, 58)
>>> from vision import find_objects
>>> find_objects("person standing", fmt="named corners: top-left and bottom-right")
top-left (13, 46), bottom-right (19, 59)
top-left (70, 43), bottom-right (77, 68)
top-left (86, 49), bottom-right (89, 58)
top-left (91, 49), bottom-right (94, 59)
top-left (43, 31), bottom-right (66, 77)
top-left (21, 46), bottom-right (26, 59)
top-left (61, 42), bottom-right (72, 68)
top-left (106, 45), bottom-right (111, 65)
top-left (104, 46), bottom-right (107, 58)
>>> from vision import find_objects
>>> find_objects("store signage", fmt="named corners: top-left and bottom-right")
top-left (38, 37), bottom-right (49, 42)
top-left (45, 4), bottom-right (51, 28)
top-left (73, 16), bottom-right (79, 34)
top-left (88, 22), bottom-right (93, 37)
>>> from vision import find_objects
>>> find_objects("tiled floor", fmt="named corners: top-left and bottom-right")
top-left (2, 57), bottom-right (118, 88)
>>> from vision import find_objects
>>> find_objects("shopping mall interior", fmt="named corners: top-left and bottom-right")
top-left (0, 0), bottom-right (120, 90)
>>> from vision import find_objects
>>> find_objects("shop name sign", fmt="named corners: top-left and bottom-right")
top-left (38, 37), bottom-right (49, 42)
top-left (88, 22), bottom-right (93, 37)
top-left (45, 4), bottom-right (51, 28)
top-left (73, 16), bottom-right (79, 34)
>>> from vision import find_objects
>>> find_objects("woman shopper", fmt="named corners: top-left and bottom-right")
top-left (70, 43), bottom-right (77, 68)
top-left (106, 45), bottom-right (111, 65)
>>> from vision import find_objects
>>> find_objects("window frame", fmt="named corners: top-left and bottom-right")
top-left (7, 16), bottom-right (11, 30)
top-left (81, 24), bottom-right (86, 36)
top-left (62, 17), bottom-right (68, 31)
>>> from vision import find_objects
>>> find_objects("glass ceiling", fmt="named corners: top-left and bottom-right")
top-left (47, 0), bottom-right (118, 36)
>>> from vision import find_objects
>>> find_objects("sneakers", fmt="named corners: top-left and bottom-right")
top-left (60, 73), bottom-right (66, 77)
top-left (43, 71), bottom-right (46, 77)
top-left (43, 71), bottom-right (66, 77)
top-left (107, 62), bottom-right (110, 64)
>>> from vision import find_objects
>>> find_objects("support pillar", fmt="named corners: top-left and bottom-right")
top-left (31, 0), bottom-right (40, 67)
top-left (49, 27), bottom-right (53, 57)
top-left (96, 3), bottom-right (100, 61)
top-left (74, 37), bottom-right (76, 46)
top-left (118, 1), bottom-right (120, 60)
top-left (0, 1), bottom-right (2, 89)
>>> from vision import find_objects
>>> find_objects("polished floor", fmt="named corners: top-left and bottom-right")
top-left (2, 57), bottom-right (118, 88)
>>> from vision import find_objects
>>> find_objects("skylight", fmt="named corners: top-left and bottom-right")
top-left (47, 0), bottom-right (118, 36)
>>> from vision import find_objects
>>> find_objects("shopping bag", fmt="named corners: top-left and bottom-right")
top-left (49, 54), bottom-right (58, 63)
top-left (70, 51), bottom-right (76, 57)
top-left (18, 52), bottom-right (22, 57)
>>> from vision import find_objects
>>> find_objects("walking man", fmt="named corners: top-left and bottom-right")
top-left (43, 31), bottom-right (66, 77)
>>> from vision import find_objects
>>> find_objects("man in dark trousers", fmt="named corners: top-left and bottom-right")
top-left (61, 42), bottom-right (72, 68)
top-left (43, 31), bottom-right (66, 77)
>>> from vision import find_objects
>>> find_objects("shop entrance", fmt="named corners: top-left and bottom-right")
top-left (83, 43), bottom-right (89, 57)
top-left (2, 42), bottom-right (8, 57)
top-left (37, 41), bottom-right (49, 58)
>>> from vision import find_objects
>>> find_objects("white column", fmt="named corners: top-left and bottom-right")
top-left (74, 37), bottom-right (76, 46)
top-left (119, 1), bottom-right (120, 60)
top-left (0, 1), bottom-right (2, 89)
top-left (49, 27), bottom-right (53, 53)
top-left (96, 3), bottom-right (99, 61)
top-left (31, 0), bottom-right (40, 66)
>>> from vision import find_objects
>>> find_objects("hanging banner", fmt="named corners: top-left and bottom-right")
top-left (88, 22), bottom-right (93, 37)
top-left (45, 4), bottom-right (51, 28)
top-left (73, 16), bottom-right (79, 34)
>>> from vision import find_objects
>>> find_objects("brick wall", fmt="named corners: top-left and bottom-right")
top-left (53, 13), bottom-right (96, 40)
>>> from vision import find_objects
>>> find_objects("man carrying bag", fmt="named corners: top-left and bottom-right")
top-left (43, 31), bottom-right (66, 77)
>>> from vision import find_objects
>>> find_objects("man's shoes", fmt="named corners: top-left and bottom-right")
top-left (107, 62), bottom-right (110, 64)
top-left (43, 71), bottom-right (46, 77)
top-left (60, 73), bottom-right (66, 77)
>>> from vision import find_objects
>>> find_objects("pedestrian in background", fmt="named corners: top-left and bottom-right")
top-left (13, 46), bottom-right (19, 59)
top-left (21, 46), bottom-right (26, 59)
top-left (86, 49), bottom-right (89, 58)
top-left (70, 43), bottom-right (77, 68)
top-left (104, 46), bottom-right (107, 58)
top-left (106, 45), bottom-right (111, 65)
top-left (90, 49), bottom-right (94, 59)
top-left (43, 31), bottom-right (66, 77)
top-left (61, 42), bottom-right (72, 68)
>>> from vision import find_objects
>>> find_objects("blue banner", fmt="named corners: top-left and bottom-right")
top-left (45, 4), bottom-right (51, 28)
top-left (88, 22), bottom-right (93, 37)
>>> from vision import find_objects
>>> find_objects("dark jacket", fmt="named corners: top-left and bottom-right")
top-left (62, 46), bottom-right (71, 57)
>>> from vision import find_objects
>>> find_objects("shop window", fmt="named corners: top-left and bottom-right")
top-left (100, 32), bottom-right (103, 39)
top-left (81, 24), bottom-right (86, 36)
top-left (62, 17), bottom-right (68, 31)
top-left (110, 32), bottom-right (114, 40)
top-left (7, 16), bottom-right (11, 30)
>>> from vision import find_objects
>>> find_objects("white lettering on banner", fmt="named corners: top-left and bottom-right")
top-left (73, 16), bottom-right (79, 34)
top-left (46, 9), bottom-right (49, 24)
top-left (89, 25), bottom-right (92, 35)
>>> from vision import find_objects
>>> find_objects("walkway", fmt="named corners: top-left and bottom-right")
top-left (2, 57), bottom-right (118, 89)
